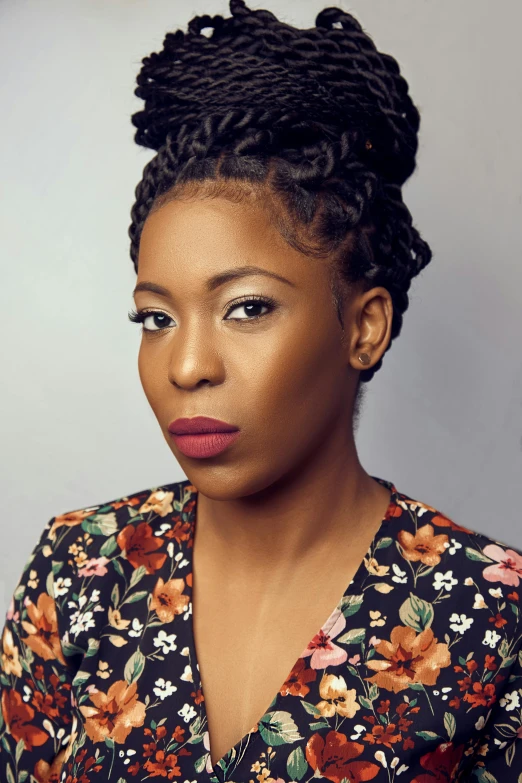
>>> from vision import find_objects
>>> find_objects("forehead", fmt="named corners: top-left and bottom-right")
top-left (137, 196), bottom-right (328, 287)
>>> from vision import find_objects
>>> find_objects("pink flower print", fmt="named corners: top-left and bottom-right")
top-left (482, 545), bottom-right (522, 587)
top-left (301, 607), bottom-right (348, 669)
top-left (6, 597), bottom-right (19, 622)
top-left (77, 556), bottom-right (110, 577)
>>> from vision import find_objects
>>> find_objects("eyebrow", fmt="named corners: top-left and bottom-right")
top-left (132, 265), bottom-right (296, 298)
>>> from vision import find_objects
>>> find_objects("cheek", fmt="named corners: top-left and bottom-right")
top-left (241, 323), bottom-right (345, 431)
top-left (137, 344), bottom-right (163, 409)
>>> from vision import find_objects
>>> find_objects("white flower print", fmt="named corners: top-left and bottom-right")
top-left (128, 618), bottom-right (144, 637)
top-left (392, 563), bottom-right (407, 584)
top-left (54, 577), bottom-right (72, 596)
top-left (499, 690), bottom-right (520, 711)
top-left (183, 602), bottom-right (193, 621)
top-left (70, 610), bottom-right (95, 637)
top-left (90, 589), bottom-right (100, 603)
top-left (449, 613), bottom-right (474, 633)
top-left (444, 538), bottom-right (462, 555)
top-left (178, 702), bottom-right (198, 723)
top-left (180, 664), bottom-right (193, 682)
top-left (153, 630), bottom-right (178, 654)
top-left (464, 577), bottom-right (474, 586)
top-left (167, 542), bottom-right (175, 559)
top-left (488, 587), bottom-right (503, 599)
top-left (153, 678), bottom-right (178, 700)
top-left (473, 593), bottom-right (487, 609)
top-left (433, 570), bottom-right (458, 592)
top-left (350, 724), bottom-right (366, 740)
top-left (482, 629), bottom-right (501, 648)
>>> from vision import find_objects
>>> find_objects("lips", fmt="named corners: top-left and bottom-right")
top-left (167, 416), bottom-right (241, 459)
top-left (167, 416), bottom-right (239, 435)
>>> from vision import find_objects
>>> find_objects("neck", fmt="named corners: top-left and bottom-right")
top-left (192, 434), bottom-right (390, 577)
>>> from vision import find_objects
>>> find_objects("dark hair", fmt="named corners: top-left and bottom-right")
top-left (129, 0), bottom-right (432, 387)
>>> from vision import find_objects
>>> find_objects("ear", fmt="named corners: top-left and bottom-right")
top-left (345, 286), bottom-right (393, 372)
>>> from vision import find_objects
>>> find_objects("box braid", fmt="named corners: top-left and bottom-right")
top-left (129, 0), bottom-right (432, 383)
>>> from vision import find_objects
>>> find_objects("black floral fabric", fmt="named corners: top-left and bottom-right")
top-left (1, 477), bottom-right (522, 782)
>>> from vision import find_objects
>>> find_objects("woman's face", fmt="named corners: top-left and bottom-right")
top-left (134, 193), bottom-right (388, 498)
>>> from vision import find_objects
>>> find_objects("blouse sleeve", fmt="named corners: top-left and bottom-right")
top-left (0, 516), bottom-right (74, 782)
top-left (469, 641), bottom-right (522, 781)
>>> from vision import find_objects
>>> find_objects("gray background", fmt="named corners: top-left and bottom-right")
top-left (1, 0), bottom-right (521, 616)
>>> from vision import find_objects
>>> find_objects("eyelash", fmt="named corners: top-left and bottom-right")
top-left (127, 295), bottom-right (277, 333)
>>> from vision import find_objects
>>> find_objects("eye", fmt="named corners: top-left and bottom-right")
top-left (128, 309), bottom-right (173, 332)
top-left (224, 296), bottom-right (276, 321)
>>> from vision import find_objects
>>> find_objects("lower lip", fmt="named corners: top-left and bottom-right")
top-left (170, 431), bottom-right (241, 458)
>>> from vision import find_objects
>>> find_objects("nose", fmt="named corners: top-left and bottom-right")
top-left (167, 321), bottom-right (224, 391)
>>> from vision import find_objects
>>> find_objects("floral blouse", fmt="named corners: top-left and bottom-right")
top-left (1, 477), bottom-right (522, 783)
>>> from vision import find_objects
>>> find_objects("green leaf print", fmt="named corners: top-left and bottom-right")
top-left (465, 547), bottom-right (494, 564)
top-left (375, 537), bottom-right (393, 550)
top-left (82, 513), bottom-right (119, 536)
top-left (301, 701), bottom-right (322, 717)
top-left (416, 731), bottom-right (442, 740)
top-left (130, 564), bottom-right (147, 588)
top-left (258, 711), bottom-right (303, 745)
top-left (100, 534), bottom-right (118, 557)
top-left (337, 627), bottom-right (366, 645)
top-left (287, 746), bottom-right (308, 780)
top-left (124, 649), bottom-right (146, 684)
top-left (339, 594), bottom-right (364, 618)
top-left (399, 593), bottom-right (434, 632)
top-left (444, 711), bottom-right (456, 741)
top-left (125, 590), bottom-right (149, 604)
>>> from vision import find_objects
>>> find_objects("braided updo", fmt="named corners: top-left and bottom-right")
top-left (129, 0), bottom-right (432, 384)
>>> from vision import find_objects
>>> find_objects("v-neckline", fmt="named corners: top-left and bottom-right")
top-left (182, 475), bottom-right (400, 780)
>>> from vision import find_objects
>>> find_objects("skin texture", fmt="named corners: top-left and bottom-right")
top-left (133, 191), bottom-right (395, 763)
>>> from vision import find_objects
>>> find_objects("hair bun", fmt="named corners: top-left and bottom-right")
top-left (132, 1), bottom-right (420, 186)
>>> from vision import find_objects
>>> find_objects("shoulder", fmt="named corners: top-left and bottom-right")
top-left (391, 485), bottom-right (522, 575)
top-left (388, 485), bottom-right (522, 645)
top-left (48, 478), bottom-right (197, 556)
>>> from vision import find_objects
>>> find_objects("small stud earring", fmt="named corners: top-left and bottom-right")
top-left (358, 352), bottom-right (371, 366)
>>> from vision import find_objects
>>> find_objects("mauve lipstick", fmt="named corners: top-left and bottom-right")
top-left (167, 416), bottom-right (240, 458)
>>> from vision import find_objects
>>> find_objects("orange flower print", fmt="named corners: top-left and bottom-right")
top-left (280, 658), bottom-right (317, 698)
top-left (117, 522), bottom-right (167, 573)
top-left (33, 749), bottom-right (66, 782)
top-left (49, 508), bottom-right (94, 540)
top-left (79, 680), bottom-right (146, 743)
top-left (139, 490), bottom-right (175, 517)
top-left (1, 626), bottom-right (22, 677)
top-left (306, 731), bottom-right (379, 783)
top-left (364, 722), bottom-right (402, 747)
top-left (143, 749), bottom-right (181, 779)
top-left (21, 593), bottom-right (66, 665)
top-left (366, 625), bottom-right (451, 693)
top-left (150, 577), bottom-right (189, 623)
top-left (397, 524), bottom-right (449, 566)
top-left (1, 689), bottom-right (49, 750)
top-left (315, 674), bottom-right (360, 719)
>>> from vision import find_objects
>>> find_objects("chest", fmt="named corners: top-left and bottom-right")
top-left (191, 568), bottom-right (352, 769)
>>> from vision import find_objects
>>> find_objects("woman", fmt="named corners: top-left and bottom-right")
top-left (1, 2), bottom-right (521, 781)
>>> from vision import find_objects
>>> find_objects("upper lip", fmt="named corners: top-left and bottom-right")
top-left (168, 416), bottom-right (239, 435)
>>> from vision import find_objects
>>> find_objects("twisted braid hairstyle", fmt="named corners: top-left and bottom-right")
top-left (129, 0), bottom-right (432, 386)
